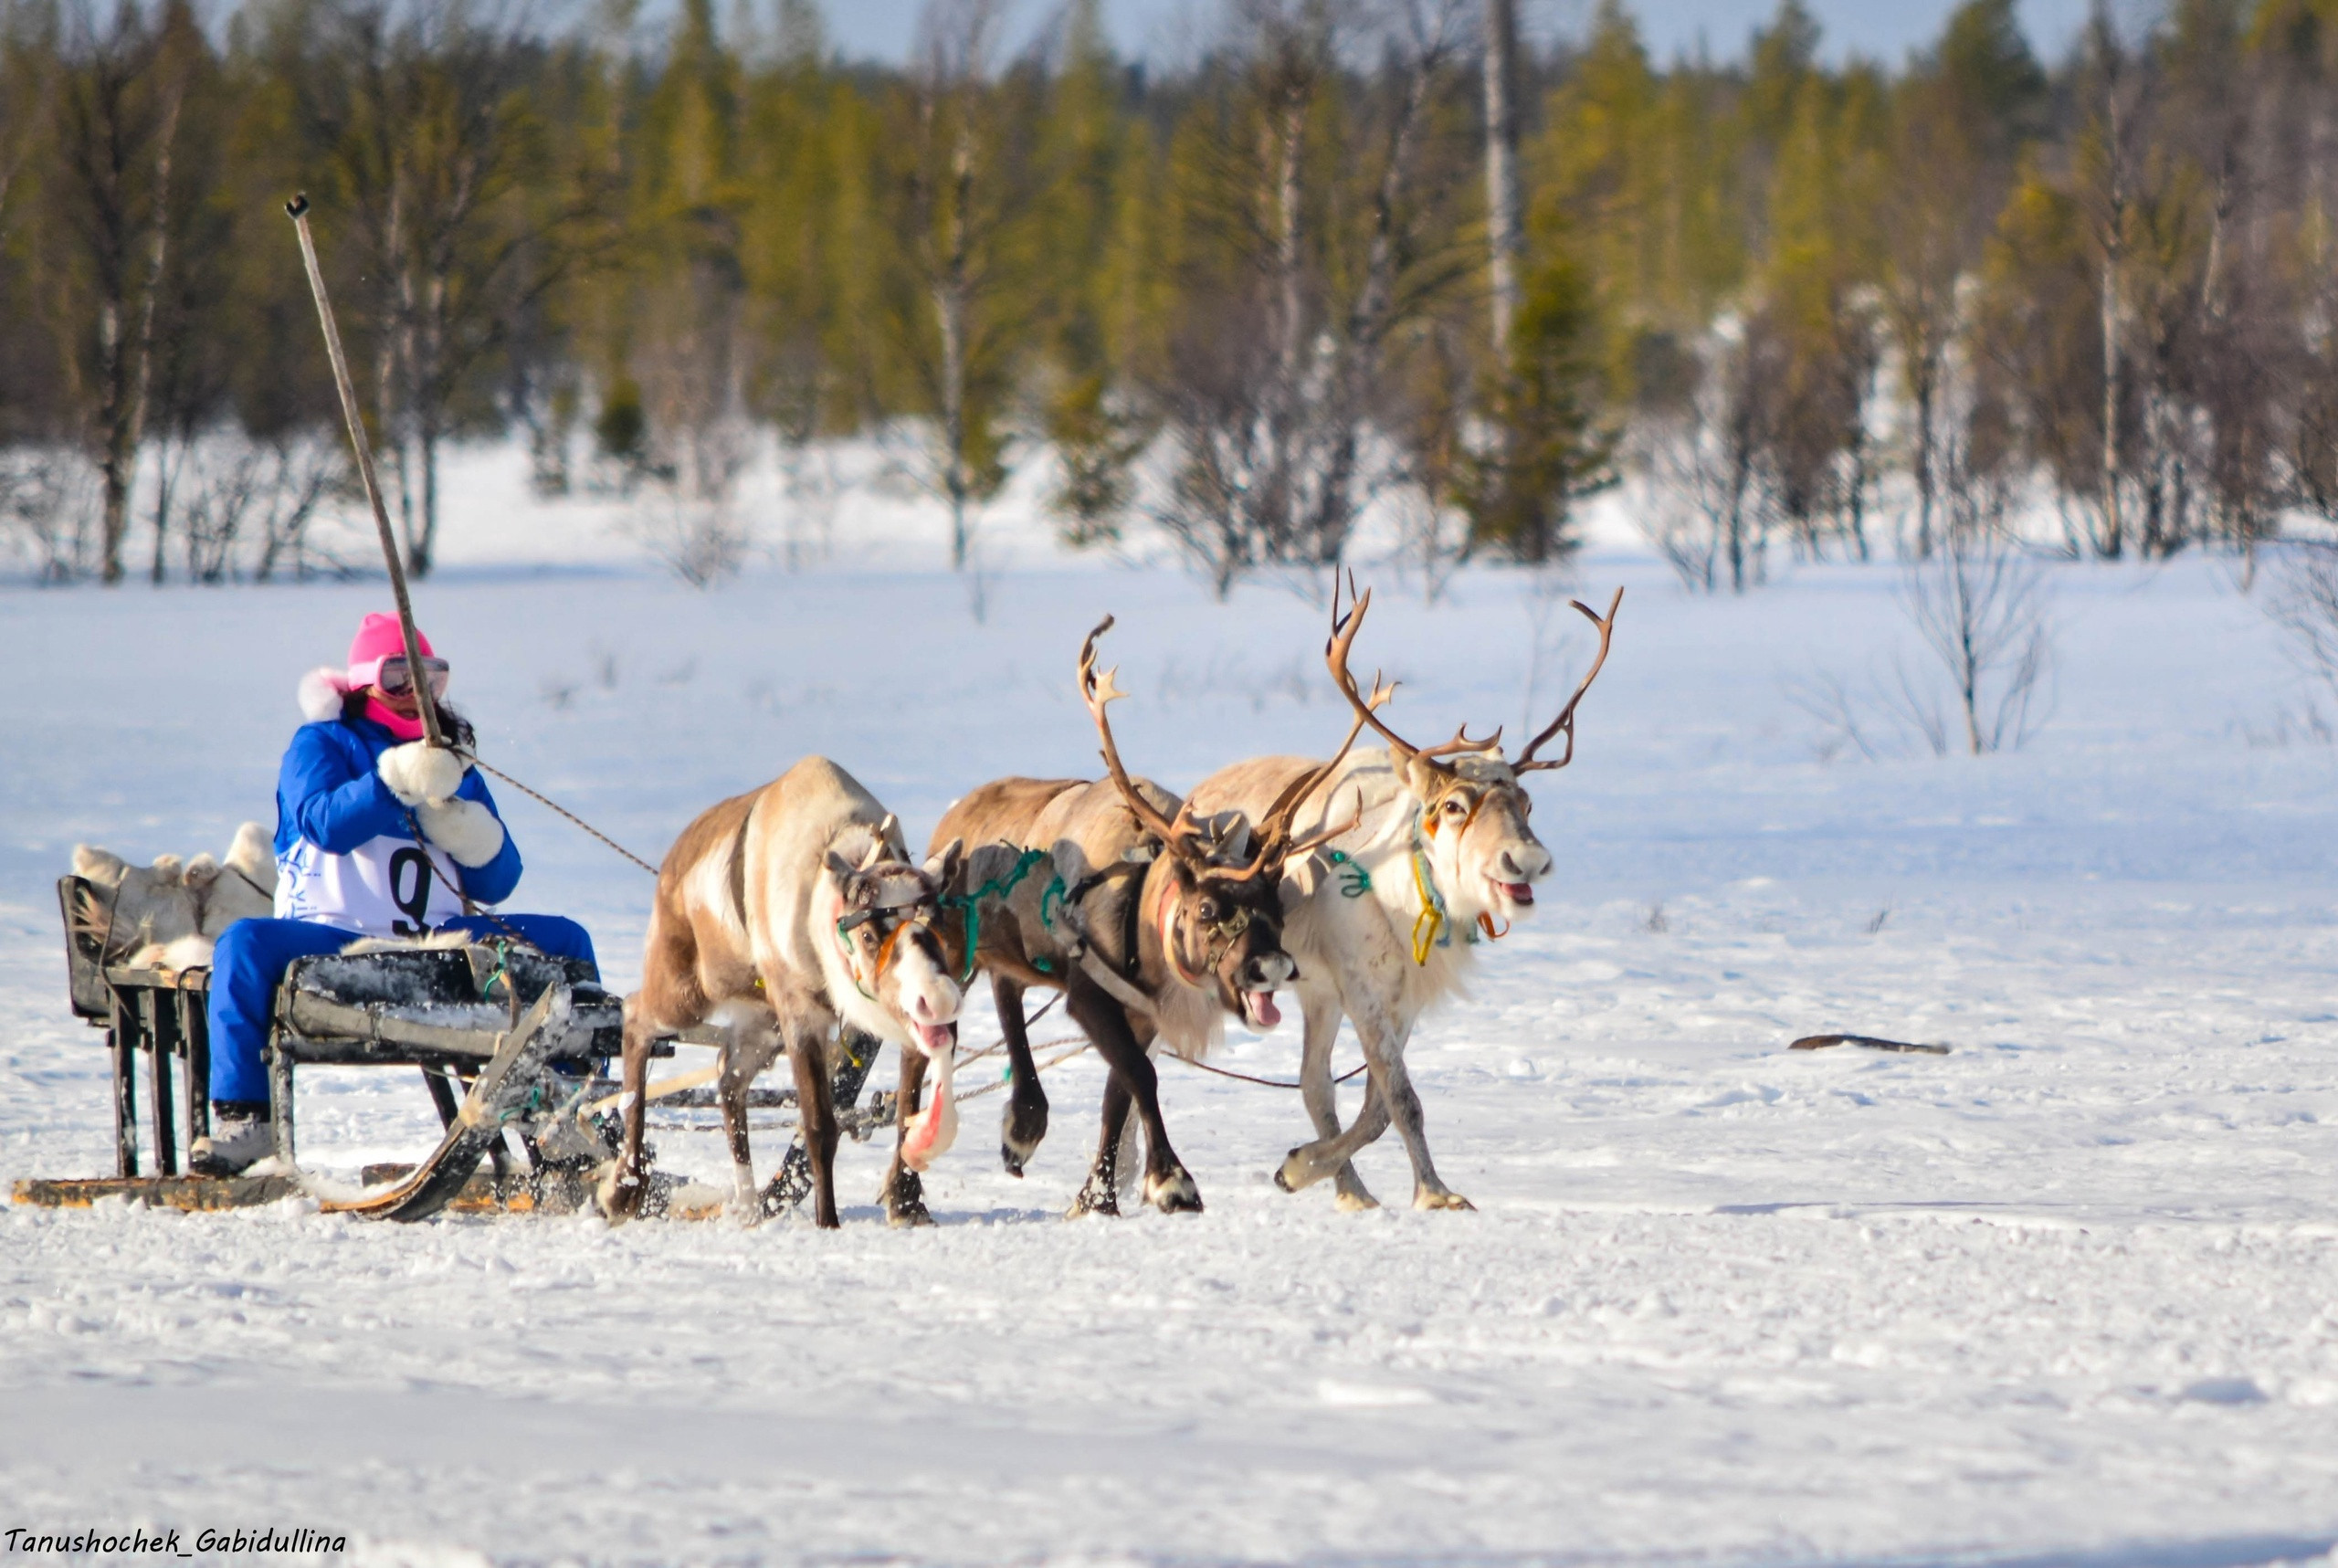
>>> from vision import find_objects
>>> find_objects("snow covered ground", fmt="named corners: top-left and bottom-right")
top-left (4, 494), bottom-right (2338, 1565)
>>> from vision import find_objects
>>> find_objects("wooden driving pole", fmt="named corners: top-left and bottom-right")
top-left (285, 193), bottom-right (446, 753)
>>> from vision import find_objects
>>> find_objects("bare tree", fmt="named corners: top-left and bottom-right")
top-left (628, 323), bottom-right (756, 586)
top-left (2268, 542), bottom-right (2338, 706)
top-left (47, 0), bottom-right (183, 584)
top-left (0, 447), bottom-right (97, 581)
top-left (1901, 481), bottom-right (2051, 756)
top-left (165, 428), bottom-right (352, 583)
top-left (290, 0), bottom-right (595, 578)
top-left (888, 0), bottom-right (1027, 590)
top-left (1480, 0), bottom-right (1522, 358)
top-left (1153, 0), bottom-right (1467, 595)
top-left (1629, 323), bottom-right (1767, 593)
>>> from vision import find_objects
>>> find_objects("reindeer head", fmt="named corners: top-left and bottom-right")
top-left (823, 821), bottom-right (965, 1059)
top-left (1324, 574), bottom-right (1622, 930)
top-left (1079, 617), bottom-right (1368, 1032)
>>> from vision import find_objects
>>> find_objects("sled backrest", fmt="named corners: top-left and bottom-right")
top-left (57, 876), bottom-right (113, 1022)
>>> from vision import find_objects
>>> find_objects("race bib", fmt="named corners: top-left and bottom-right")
top-left (275, 833), bottom-right (469, 937)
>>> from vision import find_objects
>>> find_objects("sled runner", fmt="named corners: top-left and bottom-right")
top-left (312, 980), bottom-right (570, 1220)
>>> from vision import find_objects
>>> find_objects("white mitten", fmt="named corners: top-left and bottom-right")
top-left (416, 797), bottom-right (506, 868)
top-left (378, 742), bottom-right (467, 805)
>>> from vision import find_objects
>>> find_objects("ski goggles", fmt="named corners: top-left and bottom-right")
top-left (374, 656), bottom-right (450, 698)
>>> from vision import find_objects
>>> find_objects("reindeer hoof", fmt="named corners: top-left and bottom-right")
top-left (888, 1201), bottom-right (935, 1228)
top-left (1275, 1148), bottom-right (1315, 1192)
top-left (1414, 1187), bottom-right (1475, 1212)
top-left (1003, 1103), bottom-right (1048, 1168)
top-left (1335, 1186), bottom-right (1381, 1213)
top-left (594, 1163), bottom-right (641, 1224)
top-left (1066, 1184), bottom-right (1121, 1219)
top-left (1146, 1168), bottom-right (1204, 1214)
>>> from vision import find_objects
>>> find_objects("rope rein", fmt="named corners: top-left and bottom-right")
top-left (1175, 1054), bottom-right (1371, 1090)
top-left (461, 752), bottom-right (660, 876)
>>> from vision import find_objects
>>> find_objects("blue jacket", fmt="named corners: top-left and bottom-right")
top-left (274, 714), bottom-right (523, 906)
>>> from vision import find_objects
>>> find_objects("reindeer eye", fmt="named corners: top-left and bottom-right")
top-left (1196, 900), bottom-right (1218, 923)
top-left (1444, 797), bottom-right (1467, 815)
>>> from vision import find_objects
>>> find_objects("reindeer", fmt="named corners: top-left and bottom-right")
top-left (916, 616), bottom-right (1369, 1217)
top-left (1182, 576), bottom-right (1621, 1211)
top-left (600, 757), bottom-right (965, 1228)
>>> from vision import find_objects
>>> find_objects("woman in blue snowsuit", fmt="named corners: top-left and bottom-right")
top-left (191, 614), bottom-right (595, 1175)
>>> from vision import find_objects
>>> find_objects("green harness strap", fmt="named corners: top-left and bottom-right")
top-left (940, 847), bottom-right (1048, 984)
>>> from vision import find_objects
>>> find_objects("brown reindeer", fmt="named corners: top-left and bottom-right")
top-left (600, 757), bottom-right (965, 1228)
top-left (1182, 576), bottom-right (1621, 1211)
top-left (916, 616), bottom-right (1374, 1216)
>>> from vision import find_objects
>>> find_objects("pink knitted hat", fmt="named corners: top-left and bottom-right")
top-left (345, 613), bottom-right (437, 689)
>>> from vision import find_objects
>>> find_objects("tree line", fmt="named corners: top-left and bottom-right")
top-left (3, 0), bottom-right (2336, 592)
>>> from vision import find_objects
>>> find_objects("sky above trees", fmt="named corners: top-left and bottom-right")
top-left (818, 0), bottom-right (2099, 68)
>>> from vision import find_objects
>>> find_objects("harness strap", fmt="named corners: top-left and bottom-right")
top-left (1157, 885), bottom-right (1199, 989)
top-left (1409, 847), bottom-right (1447, 965)
top-left (940, 846), bottom-right (1047, 984)
top-left (836, 905), bottom-right (935, 1004)
top-left (225, 865), bottom-right (273, 904)
top-left (726, 799), bottom-right (755, 931)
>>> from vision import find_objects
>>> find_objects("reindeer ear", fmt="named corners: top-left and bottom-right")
top-left (148, 854), bottom-right (184, 885)
top-left (1404, 754), bottom-right (1447, 799)
top-left (923, 837), bottom-right (964, 889)
top-left (824, 847), bottom-right (862, 885)
top-left (1209, 811), bottom-right (1254, 865)
top-left (183, 854), bottom-right (221, 891)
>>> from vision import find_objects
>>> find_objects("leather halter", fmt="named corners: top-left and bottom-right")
top-left (835, 900), bottom-right (943, 1003)
top-left (1156, 879), bottom-right (1255, 991)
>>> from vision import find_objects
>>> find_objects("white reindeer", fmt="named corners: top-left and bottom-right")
top-left (1183, 577), bottom-right (1620, 1210)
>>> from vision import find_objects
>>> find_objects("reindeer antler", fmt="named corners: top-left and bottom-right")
top-left (1512, 586), bottom-right (1624, 773)
top-left (1221, 676), bottom-right (1392, 882)
top-left (1326, 571), bottom-right (1441, 772)
top-left (1079, 616), bottom-right (1202, 856)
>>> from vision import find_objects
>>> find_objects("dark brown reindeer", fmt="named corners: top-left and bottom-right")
top-left (1183, 577), bottom-right (1622, 1211)
top-left (913, 616), bottom-right (1373, 1217)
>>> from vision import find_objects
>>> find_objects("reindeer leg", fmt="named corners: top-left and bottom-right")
top-left (599, 1005), bottom-right (655, 1223)
top-left (1367, 1023), bottom-right (1469, 1211)
top-left (1069, 1067), bottom-right (1132, 1219)
top-left (787, 1030), bottom-right (843, 1228)
top-left (995, 974), bottom-right (1050, 1176)
top-left (720, 1025), bottom-right (782, 1222)
top-left (1276, 1000), bottom-right (1400, 1196)
top-left (1067, 982), bottom-right (1199, 1215)
top-left (881, 1048), bottom-right (933, 1227)
top-left (1295, 991), bottom-right (1378, 1211)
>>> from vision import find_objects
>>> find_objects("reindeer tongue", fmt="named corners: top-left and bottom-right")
top-left (901, 1062), bottom-right (958, 1173)
top-left (1244, 991), bottom-right (1282, 1030)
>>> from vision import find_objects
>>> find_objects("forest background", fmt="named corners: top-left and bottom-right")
top-left (4, 0), bottom-right (2337, 600)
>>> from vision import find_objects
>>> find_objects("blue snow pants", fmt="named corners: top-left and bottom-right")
top-left (205, 915), bottom-right (596, 1104)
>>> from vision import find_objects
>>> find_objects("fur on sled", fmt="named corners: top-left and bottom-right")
top-left (71, 822), bottom-right (277, 972)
